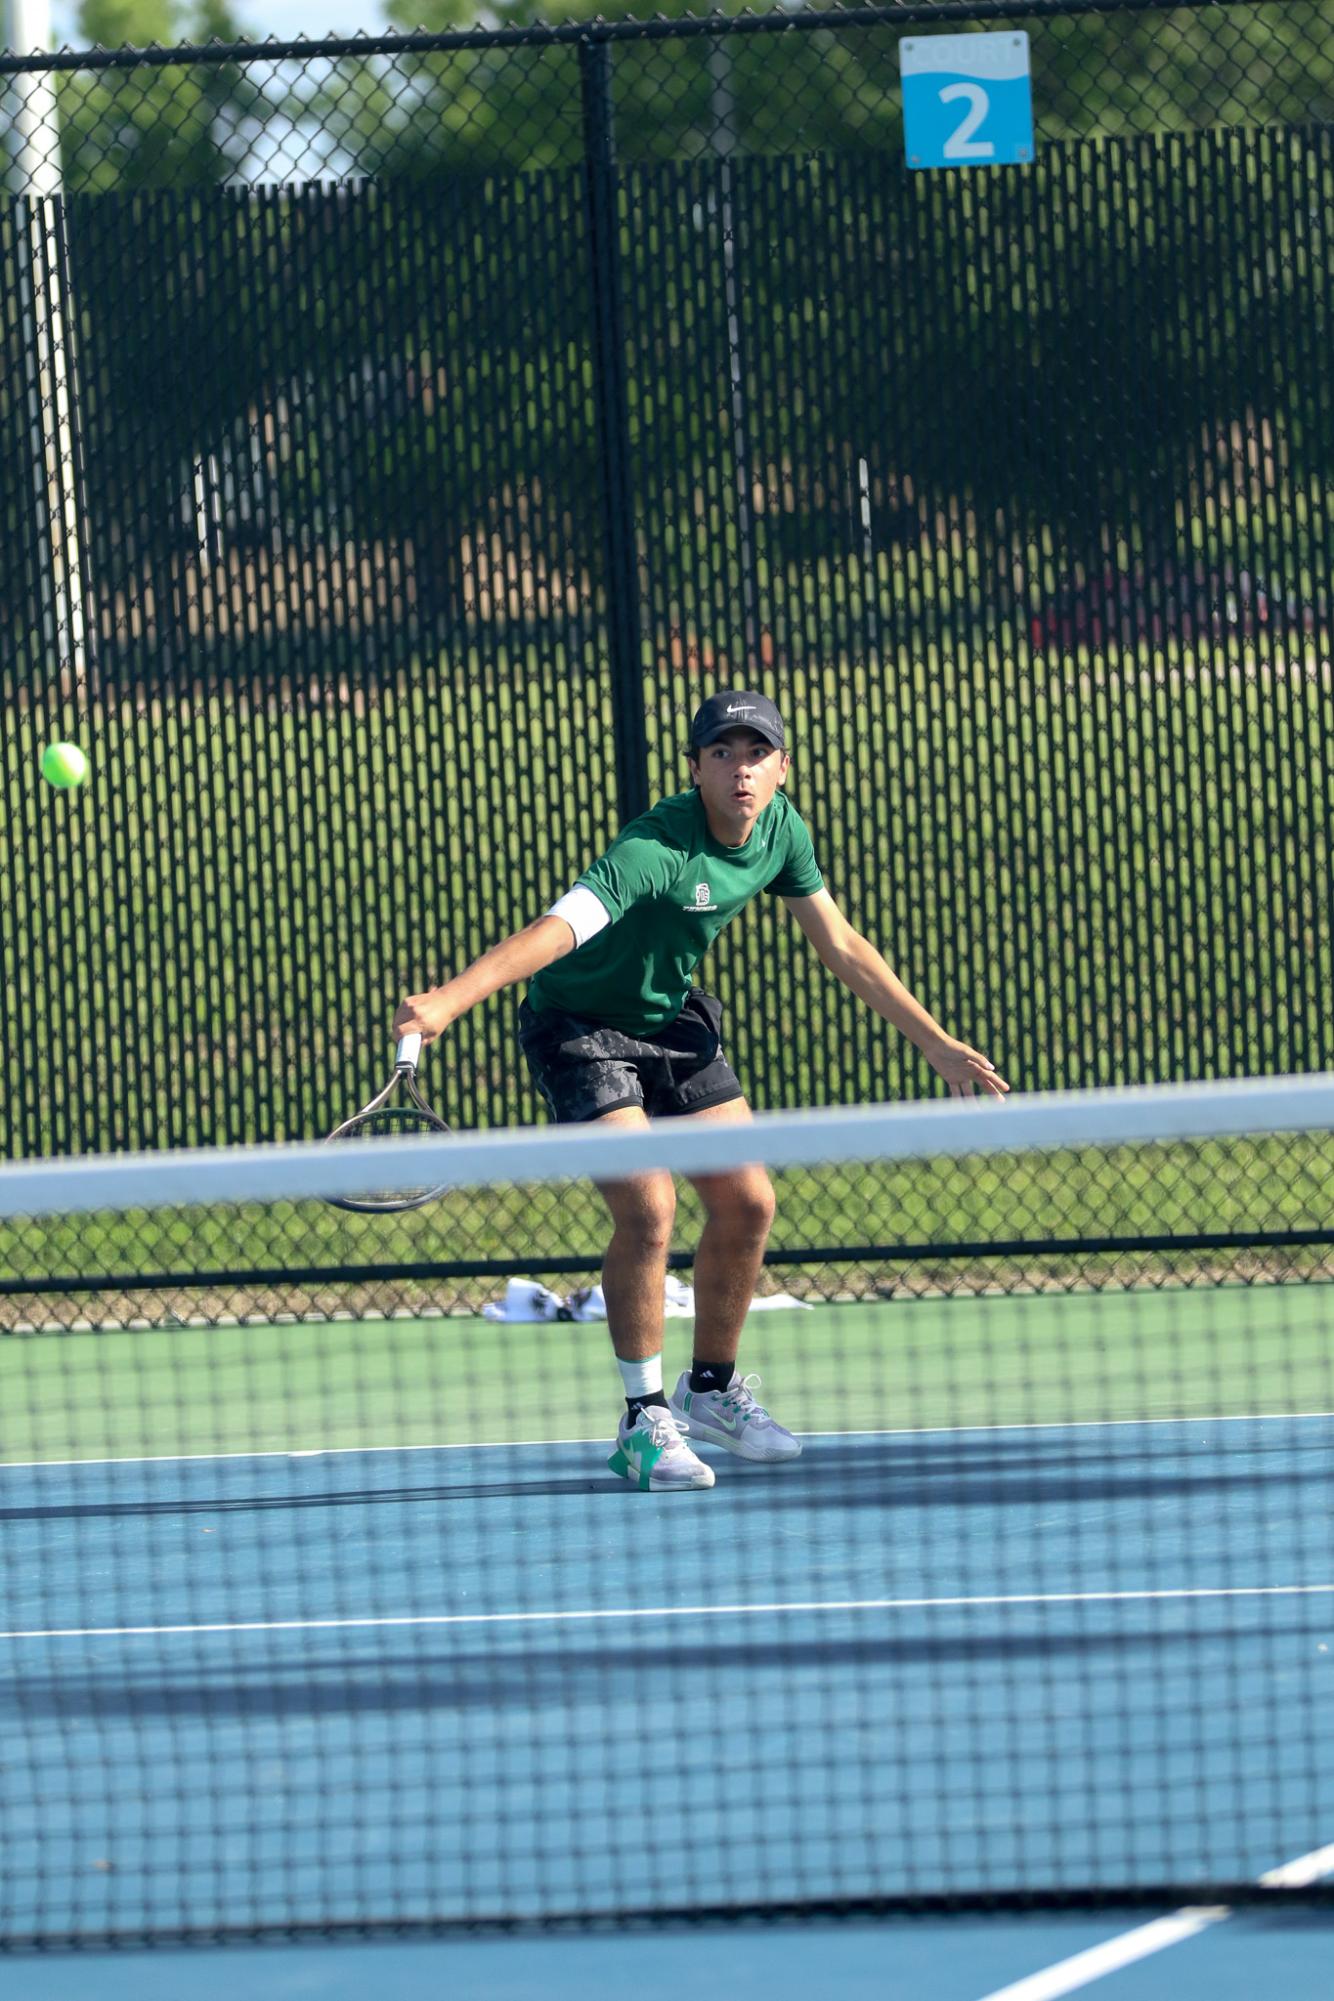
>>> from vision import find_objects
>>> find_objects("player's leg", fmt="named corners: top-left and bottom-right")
top-left (593, 1107), bottom-right (714, 1492)
top-left (516, 996), bottom-right (710, 1490)
top-left (516, 1005), bottom-right (669, 1377)
top-left (670, 1098), bottom-right (801, 1463)
top-left (592, 1105), bottom-right (674, 1371)
top-left (681, 1096), bottom-right (774, 1373)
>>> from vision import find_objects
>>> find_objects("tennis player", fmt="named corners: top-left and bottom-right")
top-left (394, 689), bottom-right (1008, 1492)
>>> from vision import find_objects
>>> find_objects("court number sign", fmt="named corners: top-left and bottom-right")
top-left (900, 33), bottom-right (1034, 171)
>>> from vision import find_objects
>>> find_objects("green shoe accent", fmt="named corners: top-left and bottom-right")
top-left (608, 1432), bottom-right (665, 1491)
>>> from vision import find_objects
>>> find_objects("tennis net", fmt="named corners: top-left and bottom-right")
top-left (2, 1077), bottom-right (1333, 1947)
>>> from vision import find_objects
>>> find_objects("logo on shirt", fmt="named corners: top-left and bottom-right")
top-left (685, 880), bottom-right (719, 913)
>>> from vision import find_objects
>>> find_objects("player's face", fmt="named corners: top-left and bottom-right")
top-left (689, 729), bottom-right (789, 843)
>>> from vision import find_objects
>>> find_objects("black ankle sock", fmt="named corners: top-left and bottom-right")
top-left (626, 1391), bottom-right (671, 1424)
top-left (690, 1361), bottom-right (735, 1395)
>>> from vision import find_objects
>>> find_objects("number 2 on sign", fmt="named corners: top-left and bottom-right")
top-left (939, 83), bottom-right (994, 161)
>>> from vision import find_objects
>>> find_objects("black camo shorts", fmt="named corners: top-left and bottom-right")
top-left (517, 989), bottom-right (744, 1124)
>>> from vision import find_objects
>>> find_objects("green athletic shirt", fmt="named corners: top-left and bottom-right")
top-left (528, 787), bottom-right (824, 1035)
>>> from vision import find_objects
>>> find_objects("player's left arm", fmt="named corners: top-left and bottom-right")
top-left (783, 889), bottom-right (1009, 1100)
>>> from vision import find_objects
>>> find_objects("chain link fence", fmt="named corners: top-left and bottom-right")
top-left (2, 2), bottom-right (1334, 1308)
top-left (2, 1122), bottom-right (1334, 1329)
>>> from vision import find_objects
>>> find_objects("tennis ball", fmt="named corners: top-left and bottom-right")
top-left (41, 742), bottom-right (89, 790)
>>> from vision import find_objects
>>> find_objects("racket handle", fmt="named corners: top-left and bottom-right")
top-left (395, 1033), bottom-right (423, 1070)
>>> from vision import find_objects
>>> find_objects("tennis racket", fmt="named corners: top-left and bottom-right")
top-left (326, 1034), bottom-right (450, 1212)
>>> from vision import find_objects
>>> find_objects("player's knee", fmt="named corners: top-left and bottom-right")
top-left (635, 1204), bottom-right (676, 1257)
top-left (609, 1175), bottom-right (676, 1255)
top-left (745, 1173), bottom-right (778, 1242)
top-left (713, 1171), bottom-right (775, 1244)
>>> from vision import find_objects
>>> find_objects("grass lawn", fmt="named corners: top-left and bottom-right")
top-left (3, 630), bottom-right (1332, 1159)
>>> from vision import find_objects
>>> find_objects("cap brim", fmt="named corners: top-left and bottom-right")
top-left (692, 724), bottom-right (784, 751)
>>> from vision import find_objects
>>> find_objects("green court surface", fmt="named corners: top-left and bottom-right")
top-left (3, 1287), bottom-right (1329, 1465)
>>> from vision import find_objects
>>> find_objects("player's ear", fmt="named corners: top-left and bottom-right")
top-left (686, 750), bottom-right (701, 788)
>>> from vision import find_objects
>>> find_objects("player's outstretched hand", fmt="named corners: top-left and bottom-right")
top-left (393, 988), bottom-right (457, 1046)
top-left (925, 1035), bottom-right (1010, 1100)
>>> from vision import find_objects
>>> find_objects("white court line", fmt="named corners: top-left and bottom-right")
top-left (974, 1909), bottom-right (1231, 2000)
top-left (974, 1843), bottom-right (1334, 2000)
top-left (3, 1582), bottom-right (1331, 1642)
top-left (2, 1410), bottom-right (1331, 1472)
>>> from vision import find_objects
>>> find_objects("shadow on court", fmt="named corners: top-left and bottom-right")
top-left (7, 1616), bottom-right (1322, 1722)
top-left (4, 1428), bottom-right (1331, 1525)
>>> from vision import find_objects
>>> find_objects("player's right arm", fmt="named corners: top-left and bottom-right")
top-left (394, 817), bottom-right (671, 1043)
top-left (393, 913), bottom-right (578, 1044)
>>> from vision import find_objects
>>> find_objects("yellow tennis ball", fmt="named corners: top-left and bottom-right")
top-left (41, 742), bottom-right (89, 789)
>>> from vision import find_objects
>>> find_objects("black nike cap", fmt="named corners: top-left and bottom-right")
top-left (688, 689), bottom-right (786, 753)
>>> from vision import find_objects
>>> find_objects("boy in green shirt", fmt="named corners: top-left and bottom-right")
top-left (394, 689), bottom-right (1009, 1492)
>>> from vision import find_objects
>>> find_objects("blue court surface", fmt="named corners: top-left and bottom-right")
top-left (3, 1908), bottom-right (1333, 2000)
top-left (3, 1414), bottom-right (1331, 1997)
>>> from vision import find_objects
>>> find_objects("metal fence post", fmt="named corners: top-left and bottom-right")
top-left (580, 33), bottom-right (649, 822)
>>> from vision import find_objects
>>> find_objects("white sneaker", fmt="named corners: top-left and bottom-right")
top-left (669, 1371), bottom-right (802, 1462)
top-left (608, 1404), bottom-right (716, 1492)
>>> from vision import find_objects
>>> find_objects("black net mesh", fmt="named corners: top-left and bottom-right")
top-left (0, 1103), bottom-right (1332, 1943)
top-left (1, 1119), bottom-right (1333, 1331)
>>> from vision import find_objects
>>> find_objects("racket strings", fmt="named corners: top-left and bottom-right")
top-left (328, 1103), bottom-right (450, 1211)
top-left (336, 1106), bottom-right (445, 1139)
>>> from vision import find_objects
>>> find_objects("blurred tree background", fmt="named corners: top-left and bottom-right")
top-left (3, 0), bottom-right (1333, 692)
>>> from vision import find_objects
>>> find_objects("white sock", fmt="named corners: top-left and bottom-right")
top-left (616, 1355), bottom-right (664, 1401)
